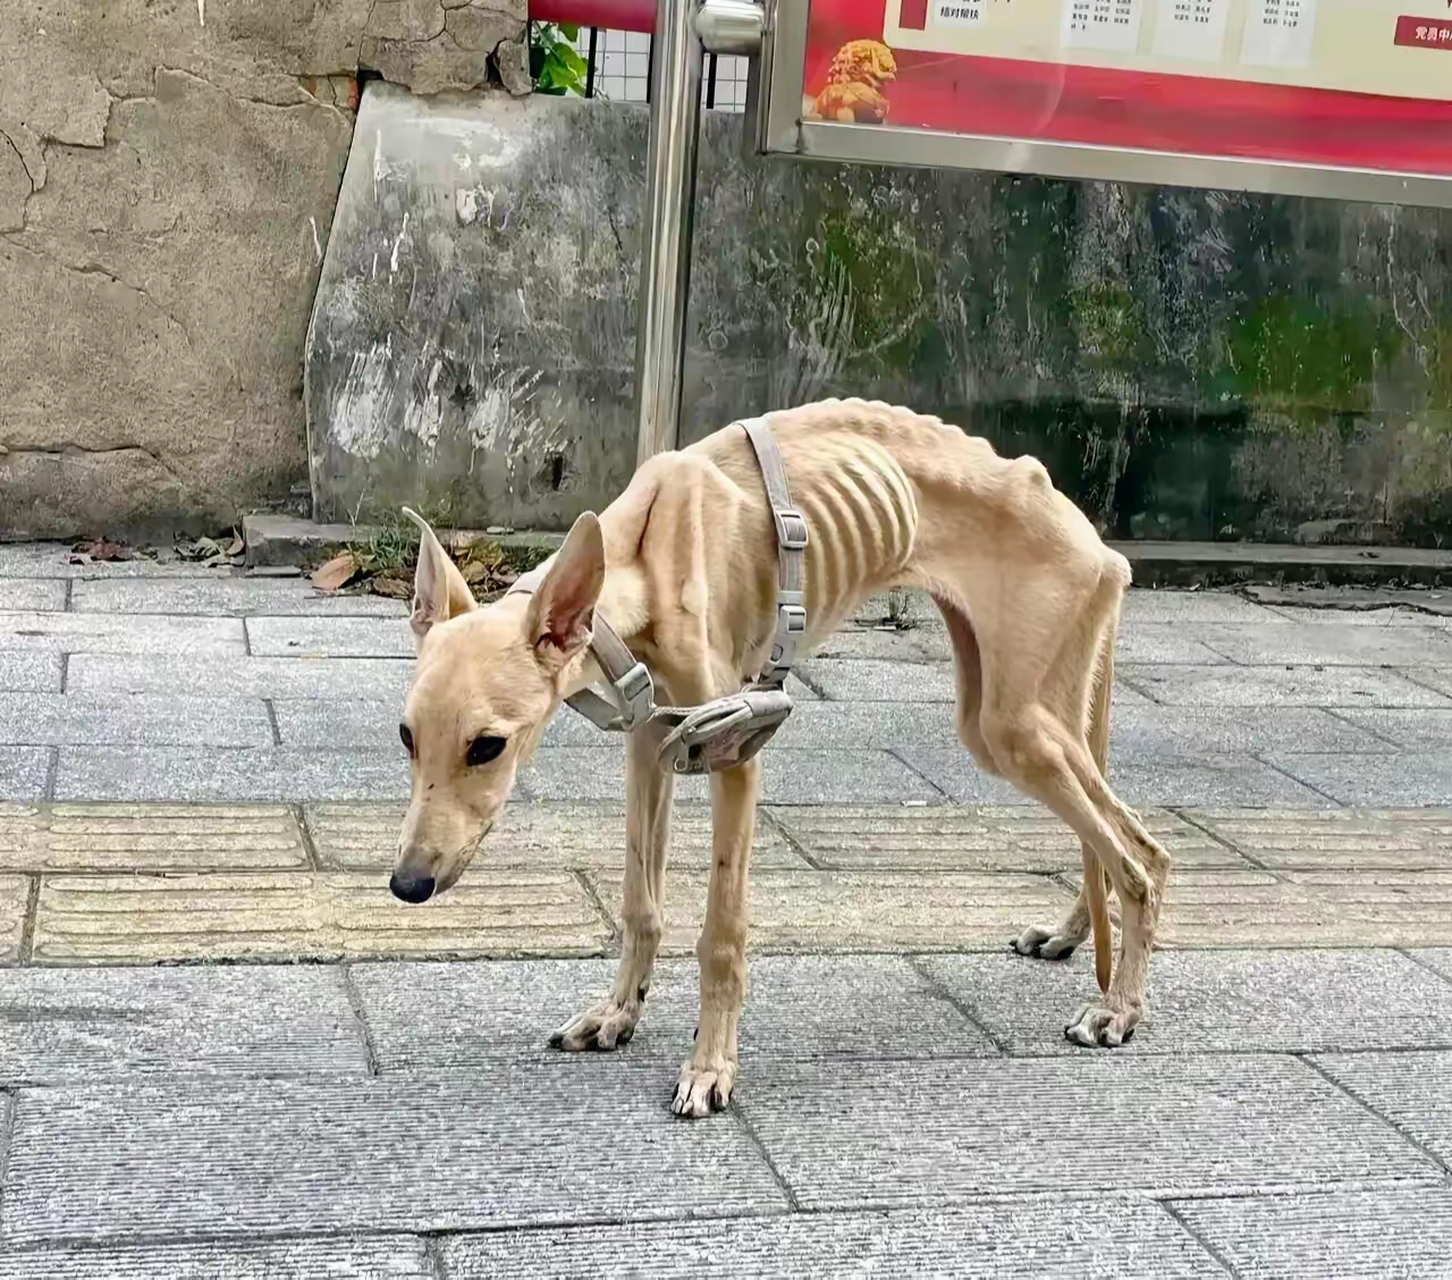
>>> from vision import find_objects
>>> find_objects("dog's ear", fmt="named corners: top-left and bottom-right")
top-left (402, 507), bottom-right (478, 643)
top-left (526, 512), bottom-right (604, 668)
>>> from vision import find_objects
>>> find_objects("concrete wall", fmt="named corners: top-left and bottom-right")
top-left (309, 85), bottom-right (1452, 545)
top-left (0, 0), bottom-right (526, 540)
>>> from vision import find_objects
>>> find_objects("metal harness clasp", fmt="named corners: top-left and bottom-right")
top-left (651, 687), bottom-right (795, 776)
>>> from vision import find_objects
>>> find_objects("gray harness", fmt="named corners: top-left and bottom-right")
top-left (508, 415), bottom-right (807, 776)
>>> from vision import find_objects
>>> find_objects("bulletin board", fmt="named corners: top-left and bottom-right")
top-left (752, 0), bottom-right (1452, 206)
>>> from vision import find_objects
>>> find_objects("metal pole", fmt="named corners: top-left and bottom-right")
top-left (632, 0), bottom-right (704, 464)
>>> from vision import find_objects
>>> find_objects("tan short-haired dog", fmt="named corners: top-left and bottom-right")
top-left (394, 398), bottom-right (1171, 1117)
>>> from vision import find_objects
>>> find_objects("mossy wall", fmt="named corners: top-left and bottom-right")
top-left (687, 114), bottom-right (1452, 545)
top-left (308, 91), bottom-right (1452, 546)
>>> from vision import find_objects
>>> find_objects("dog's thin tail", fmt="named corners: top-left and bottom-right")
top-left (1085, 628), bottom-right (1115, 995)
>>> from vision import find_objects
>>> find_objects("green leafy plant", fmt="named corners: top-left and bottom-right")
top-left (530, 22), bottom-right (588, 96)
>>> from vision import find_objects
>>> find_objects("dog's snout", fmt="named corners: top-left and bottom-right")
top-left (389, 869), bottom-right (436, 904)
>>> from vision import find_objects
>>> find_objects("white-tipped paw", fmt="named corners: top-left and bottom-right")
top-left (1010, 924), bottom-right (1084, 961)
top-left (548, 996), bottom-right (642, 1052)
top-left (671, 1059), bottom-right (736, 1118)
top-left (1065, 1000), bottom-right (1140, 1048)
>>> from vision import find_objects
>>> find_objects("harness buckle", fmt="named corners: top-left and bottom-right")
top-left (652, 688), bottom-right (795, 775)
top-left (613, 661), bottom-right (655, 729)
top-left (775, 507), bottom-right (809, 551)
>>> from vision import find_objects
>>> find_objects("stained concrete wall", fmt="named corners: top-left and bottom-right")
top-left (309, 84), bottom-right (1452, 545)
top-left (0, 0), bottom-right (526, 539)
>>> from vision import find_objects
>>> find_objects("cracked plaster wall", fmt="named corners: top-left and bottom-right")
top-left (0, 0), bottom-right (527, 539)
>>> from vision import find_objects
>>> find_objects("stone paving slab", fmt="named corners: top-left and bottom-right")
top-left (1198, 622), bottom-right (1452, 667)
top-left (1333, 707), bottom-right (1452, 750)
top-left (30, 870), bottom-right (610, 963)
top-left (1267, 751), bottom-right (1452, 806)
top-left (738, 1055), bottom-right (1436, 1208)
top-left (1313, 1049), bottom-right (1452, 1169)
top-left (1396, 667), bottom-right (1452, 699)
top-left (1174, 1187), bottom-right (1452, 1280)
top-left (1119, 663), bottom-right (1451, 708)
top-left (587, 868), bottom-right (1073, 955)
top-left (67, 653), bottom-right (416, 700)
top-left (273, 698), bottom-right (401, 751)
top-left (0, 650), bottom-right (63, 693)
top-left (1113, 623), bottom-right (1229, 664)
top-left (0, 580), bottom-right (66, 612)
top-left (770, 804), bottom-right (1243, 871)
top-left (247, 615), bottom-right (413, 658)
top-left (521, 746), bottom-right (942, 805)
top-left (0, 873), bottom-right (30, 962)
top-left (811, 625), bottom-right (949, 662)
top-left (71, 577), bottom-right (408, 617)
top-left (54, 747), bottom-right (411, 803)
top-left (0, 612), bottom-right (245, 656)
top-left (1123, 590), bottom-right (1283, 624)
top-left (1188, 807), bottom-right (1452, 870)
top-left (0, 1238), bottom-right (435, 1280)
top-left (1113, 705), bottom-right (1392, 755)
top-left (1111, 868), bottom-right (1452, 947)
top-left (354, 953), bottom-right (997, 1069)
top-left (895, 746), bottom-right (1326, 808)
top-left (1408, 948), bottom-right (1452, 981)
top-left (0, 693), bottom-right (274, 748)
top-left (440, 1200), bottom-right (1223, 1279)
top-left (0, 545), bottom-right (233, 579)
top-left (306, 801), bottom-right (805, 871)
top-left (0, 803), bottom-right (309, 873)
top-left (797, 659), bottom-right (956, 702)
top-left (921, 948), bottom-right (1452, 1055)
top-left (0, 1069), bottom-right (788, 1243)
top-left (0, 749), bottom-right (50, 803)
top-left (0, 966), bottom-right (369, 1085)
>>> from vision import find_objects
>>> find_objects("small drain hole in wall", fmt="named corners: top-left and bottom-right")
top-left (550, 455), bottom-right (565, 490)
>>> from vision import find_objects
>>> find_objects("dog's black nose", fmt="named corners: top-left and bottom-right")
top-left (389, 870), bottom-right (435, 904)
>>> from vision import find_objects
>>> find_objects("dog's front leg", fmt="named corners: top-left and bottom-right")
top-left (671, 754), bottom-right (760, 1118)
top-left (550, 717), bottom-right (674, 1052)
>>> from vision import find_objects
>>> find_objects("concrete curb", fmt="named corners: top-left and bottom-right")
top-left (243, 514), bottom-right (564, 569)
top-left (246, 515), bottom-right (1452, 588)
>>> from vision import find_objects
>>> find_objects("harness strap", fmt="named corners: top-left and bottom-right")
top-left (739, 415), bottom-right (808, 689)
top-left (505, 413), bottom-right (807, 741)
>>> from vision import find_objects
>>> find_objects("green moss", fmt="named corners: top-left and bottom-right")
top-left (1211, 295), bottom-right (1403, 421)
top-left (1069, 280), bottom-right (1151, 377)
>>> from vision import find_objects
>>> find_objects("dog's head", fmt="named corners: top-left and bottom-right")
top-left (390, 507), bottom-right (604, 903)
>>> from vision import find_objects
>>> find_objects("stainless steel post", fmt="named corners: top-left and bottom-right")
top-left (633, 0), bottom-right (704, 464)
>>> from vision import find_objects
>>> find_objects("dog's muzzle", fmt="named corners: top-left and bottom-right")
top-left (651, 687), bottom-right (794, 775)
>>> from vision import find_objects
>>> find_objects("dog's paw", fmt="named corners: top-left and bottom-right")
top-left (548, 996), bottom-right (641, 1052)
top-left (1009, 923), bottom-right (1081, 961)
top-left (1064, 1000), bottom-right (1140, 1048)
top-left (670, 1058), bottom-right (736, 1119)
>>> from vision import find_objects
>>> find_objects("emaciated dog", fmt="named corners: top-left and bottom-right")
top-left (391, 399), bottom-right (1172, 1117)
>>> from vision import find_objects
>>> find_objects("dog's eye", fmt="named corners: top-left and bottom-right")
top-left (465, 735), bottom-right (506, 767)
top-left (399, 724), bottom-right (414, 756)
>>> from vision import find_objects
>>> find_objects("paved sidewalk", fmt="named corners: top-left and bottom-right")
top-left (2, 543), bottom-right (1452, 1275)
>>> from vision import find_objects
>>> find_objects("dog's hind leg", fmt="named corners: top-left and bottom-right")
top-left (937, 592), bottom-right (1098, 965)
top-left (550, 715), bottom-right (675, 1052)
top-left (1009, 627), bottom-right (1115, 977)
top-left (672, 752), bottom-right (761, 1118)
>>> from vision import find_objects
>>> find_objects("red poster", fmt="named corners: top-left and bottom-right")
top-left (802, 0), bottom-right (1452, 176)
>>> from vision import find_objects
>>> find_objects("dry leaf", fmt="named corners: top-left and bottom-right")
top-left (224, 531), bottom-right (245, 558)
top-left (70, 537), bottom-right (132, 562)
top-left (312, 550), bottom-right (360, 593)
top-left (370, 574), bottom-right (413, 599)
